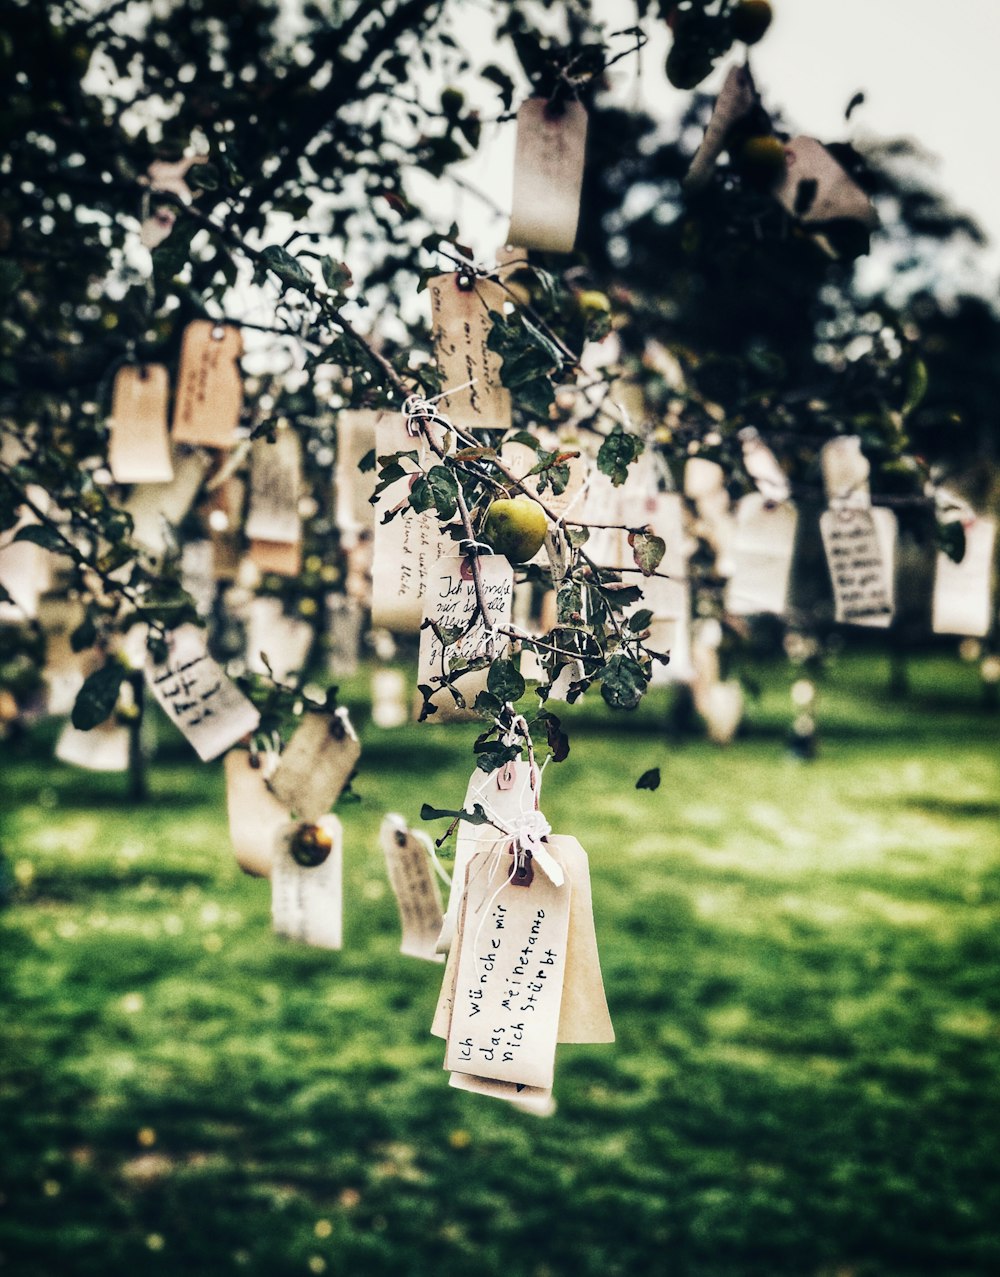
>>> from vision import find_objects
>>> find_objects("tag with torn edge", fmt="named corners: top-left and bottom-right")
top-left (145, 623), bottom-right (260, 761)
top-left (108, 364), bottom-right (174, 485)
top-left (224, 749), bottom-right (290, 878)
top-left (416, 554), bottom-right (513, 722)
top-left (444, 841), bottom-right (571, 1090)
top-left (428, 273), bottom-right (512, 432)
top-left (370, 412), bottom-right (451, 633)
top-left (271, 815), bottom-right (343, 950)
top-left (268, 708), bottom-right (361, 823)
top-left (172, 321), bottom-right (244, 449)
top-left (725, 493), bottom-right (798, 617)
top-left (380, 814), bottom-right (446, 963)
top-left (244, 429), bottom-right (302, 546)
top-left (508, 99), bottom-right (588, 254)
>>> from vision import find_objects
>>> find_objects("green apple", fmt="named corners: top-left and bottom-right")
top-left (481, 495), bottom-right (548, 563)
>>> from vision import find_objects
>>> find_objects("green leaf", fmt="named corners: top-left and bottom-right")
top-left (937, 519), bottom-right (966, 565)
top-left (630, 531), bottom-right (666, 576)
top-left (597, 427), bottom-right (643, 486)
top-left (627, 608), bottom-right (654, 633)
top-left (902, 356), bottom-right (929, 418)
top-left (260, 245), bottom-right (312, 291)
top-left (71, 662), bottom-right (125, 731)
top-left (425, 465), bottom-right (459, 520)
top-left (600, 653), bottom-right (649, 711)
top-left (321, 257), bottom-right (353, 297)
top-left (69, 614), bottom-right (97, 653)
top-left (487, 658), bottom-right (525, 704)
top-left (635, 767), bottom-right (661, 791)
top-left (13, 523), bottom-right (67, 553)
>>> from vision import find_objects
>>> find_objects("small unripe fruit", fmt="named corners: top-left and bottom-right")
top-left (731, 0), bottom-right (773, 45)
top-left (735, 134), bottom-right (786, 189)
top-left (289, 822), bottom-right (333, 868)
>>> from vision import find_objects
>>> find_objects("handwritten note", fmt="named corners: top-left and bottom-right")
top-left (269, 709), bottom-right (361, 822)
top-left (224, 750), bottom-right (290, 878)
top-left (428, 273), bottom-right (512, 432)
top-left (820, 505), bottom-right (895, 627)
top-left (370, 413), bottom-right (450, 633)
top-left (380, 814), bottom-right (445, 963)
top-left (244, 429), bottom-right (301, 545)
top-left (445, 843), bottom-right (571, 1089)
top-left (107, 364), bottom-right (174, 484)
top-left (172, 321), bottom-right (243, 448)
top-left (416, 555), bottom-right (514, 720)
top-left (271, 816), bottom-right (343, 950)
top-left (725, 494), bottom-right (798, 616)
top-left (508, 99), bottom-right (588, 254)
top-left (932, 517), bottom-right (996, 637)
top-left (145, 623), bottom-right (260, 761)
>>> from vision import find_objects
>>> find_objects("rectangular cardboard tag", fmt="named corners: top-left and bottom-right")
top-left (180, 539), bottom-right (216, 617)
top-left (172, 321), bottom-right (244, 448)
top-left (223, 750), bottom-right (290, 878)
top-left (108, 364), bottom-right (174, 484)
top-left (370, 413), bottom-right (450, 633)
top-left (508, 99), bottom-right (588, 253)
top-left (248, 538), bottom-right (303, 577)
top-left (380, 814), bottom-right (446, 963)
top-left (725, 494), bottom-right (798, 616)
top-left (55, 720), bottom-right (130, 772)
top-left (245, 596), bottom-right (314, 682)
top-left (244, 430), bottom-right (301, 545)
top-left (269, 708), bottom-right (361, 822)
top-left (448, 1070), bottom-right (556, 1117)
top-left (416, 555), bottom-right (514, 720)
top-left (145, 623), bottom-right (260, 761)
top-left (820, 504), bottom-right (895, 627)
top-left (932, 517), bottom-right (996, 637)
top-left (444, 843), bottom-right (571, 1089)
top-left (271, 815), bottom-right (343, 949)
top-left (428, 273), bottom-right (512, 432)
top-left (124, 447), bottom-right (212, 559)
top-left (334, 409), bottom-right (389, 540)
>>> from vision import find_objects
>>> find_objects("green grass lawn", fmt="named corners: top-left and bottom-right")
top-left (1, 650), bottom-right (998, 1277)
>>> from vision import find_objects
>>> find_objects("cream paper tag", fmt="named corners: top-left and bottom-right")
top-left (124, 447), bottom-right (212, 559)
top-left (416, 554), bottom-right (514, 721)
top-left (244, 430), bottom-right (301, 545)
top-left (436, 759), bottom-right (541, 959)
top-left (334, 410), bottom-right (388, 541)
top-left (740, 429), bottom-right (790, 504)
top-left (245, 596), bottom-right (314, 682)
top-left (821, 436), bottom-right (871, 505)
top-left (428, 273), bottom-right (512, 432)
top-left (55, 719), bottom-right (130, 772)
top-left (685, 63), bottom-right (757, 191)
top-left (725, 494), bottom-right (798, 616)
top-left (145, 623), bottom-right (260, 761)
top-left (508, 99), bottom-right (588, 254)
top-left (932, 518), bottom-right (996, 637)
top-left (249, 539), bottom-right (302, 577)
top-left (370, 413), bottom-right (450, 633)
top-left (776, 137), bottom-right (878, 231)
top-left (448, 1070), bottom-right (556, 1117)
top-left (271, 816), bottom-right (343, 950)
top-left (108, 364), bottom-right (174, 485)
top-left (37, 595), bottom-right (86, 714)
top-left (380, 814), bottom-right (446, 963)
top-left (547, 835), bottom-right (614, 1044)
top-left (820, 505), bottom-right (895, 628)
top-left (180, 539), bottom-right (216, 617)
top-left (0, 525), bottom-right (47, 621)
top-left (326, 594), bottom-right (364, 678)
top-left (223, 750), bottom-right (290, 878)
top-left (172, 321), bottom-right (244, 448)
top-left (444, 843), bottom-right (571, 1090)
top-left (269, 708), bottom-right (361, 822)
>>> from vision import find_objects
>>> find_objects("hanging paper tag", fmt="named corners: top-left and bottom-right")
top-left (145, 623), bottom-right (260, 761)
top-left (548, 835), bottom-right (614, 1044)
top-left (172, 321), bottom-right (243, 448)
top-left (428, 273), bottom-right (512, 432)
top-left (416, 555), bottom-right (514, 721)
top-left (334, 410), bottom-right (388, 540)
top-left (370, 413), bottom-right (450, 633)
top-left (124, 447), bottom-right (212, 559)
top-left (380, 814), bottom-right (446, 963)
top-left (248, 539), bottom-right (302, 577)
top-left (271, 816), bottom-right (343, 949)
top-left (244, 430), bottom-right (301, 545)
top-left (739, 429), bottom-right (790, 504)
top-left (508, 99), bottom-right (588, 253)
top-left (819, 505), bottom-right (895, 627)
top-left (725, 493), bottom-right (798, 616)
top-left (776, 137), bottom-right (878, 231)
top-left (55, 719), bottom-right (130, 772)
top-left (223, 750), bottom-right (290, 878)
top-left (444, 843), bottom-right (571, 1089)
top-left (245, 595), bottom-right (314, 682)
top-left (448, 1070), bottom-right (556, 1117)
top-left (180, 539), bottom-right (216, 617)
top-left (269, 708), bottom-right (361, 822)
top-left (821, 436), bottom-right (871, 506)
top-left (932, 517), bottom-right (996, 637)
top-left (108, 364), bottom-right (174, 485)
